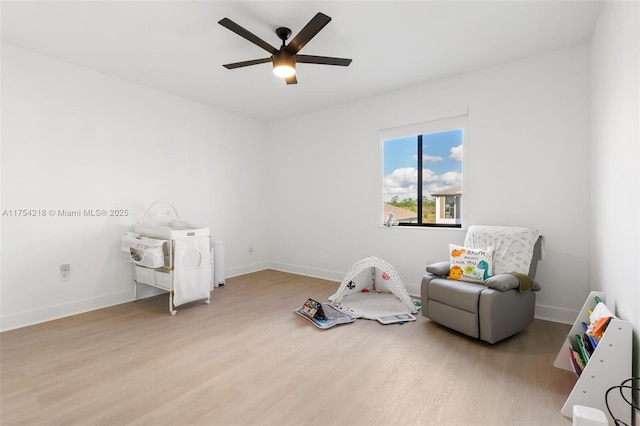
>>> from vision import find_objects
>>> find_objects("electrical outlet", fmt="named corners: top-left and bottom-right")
top-left (60, 264), bottom-right (70, 281)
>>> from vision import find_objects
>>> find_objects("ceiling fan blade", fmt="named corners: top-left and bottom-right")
top-left (222, 58), bottom-right (272, 69)
top-left (285, 12), bottom-right (331, 54)
top-left (296, 55), bottom-right (352, 66)
top-left (218, 18), bottom-right (277, 54)
top-left (285, 75), bottom-right (298, 85)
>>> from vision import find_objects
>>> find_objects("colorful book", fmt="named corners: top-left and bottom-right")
top-left (581, 334), bottom-right (593, 357)
top-left (581, 322), bottom-right (598, 351)
top-left (568, 347), bottom-right (583, 377)
top-left (592, 316), bottom-right (612, 337)
top-left (575, 334), bottom-right (590, 364)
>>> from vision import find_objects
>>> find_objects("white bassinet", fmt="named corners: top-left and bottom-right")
top-left (126, 201), bottom-right (212, 314)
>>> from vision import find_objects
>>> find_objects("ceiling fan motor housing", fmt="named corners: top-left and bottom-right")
top-left (275, 27), bottom-right (292, 43)
top-left (273, 49), bottom-right (295, 65)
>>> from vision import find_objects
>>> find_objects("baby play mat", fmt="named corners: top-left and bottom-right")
top-left (329, 256), bottom-right (419, 320)
top-left (333, 292), bottom-right (417, 320)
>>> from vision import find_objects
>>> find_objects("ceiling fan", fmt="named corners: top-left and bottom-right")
top-left (218, 12), bottom-right (352, 85)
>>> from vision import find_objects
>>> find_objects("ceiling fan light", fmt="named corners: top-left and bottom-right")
top-left (273, 64), bottom-right (296, 78)
top-left (272, 51), bottom-right (296, 78)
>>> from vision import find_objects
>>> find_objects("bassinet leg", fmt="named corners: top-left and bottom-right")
top-left (169, 291), bottom-right (177, 315)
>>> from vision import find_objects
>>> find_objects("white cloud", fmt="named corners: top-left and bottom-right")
top-left (440, 171), bottom-right (462, 186)
top-left (423, 155), bottom-right (444, 163)
top-left (384, 167), bottom-right (416, 186)
top-left (421, 168), bottom-right (439, 182)
top-left (412, 154), bottom-right (444, 163)
top-left (383, 167), bottom-right (417, 200)
top-left (450, 145), bottom-right (463, 162)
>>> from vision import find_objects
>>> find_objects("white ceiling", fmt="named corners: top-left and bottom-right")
top-left (1, 1), bottom-right (603, 122)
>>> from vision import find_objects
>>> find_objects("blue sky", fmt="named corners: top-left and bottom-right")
top-left (383, 129), bottom-right (462, 201)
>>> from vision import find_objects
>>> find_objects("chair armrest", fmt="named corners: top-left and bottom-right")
top-left (426, 261), bottom-right (450, 277)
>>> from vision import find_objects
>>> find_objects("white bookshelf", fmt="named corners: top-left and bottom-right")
top-left (553, 291), bottom-right (632, 424)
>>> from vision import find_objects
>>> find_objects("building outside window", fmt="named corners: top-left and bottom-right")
top-left (431, 186), bottom-right (462, 225)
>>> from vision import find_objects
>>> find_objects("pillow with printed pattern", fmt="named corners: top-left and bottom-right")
top-left (448, 244), bottom-right (493, 283)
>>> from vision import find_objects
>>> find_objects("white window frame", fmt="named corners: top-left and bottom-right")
top-left (378, 109), bottom-right (468, 228)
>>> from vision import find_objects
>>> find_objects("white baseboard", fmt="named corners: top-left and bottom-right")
top-left (534, 303), bottom-right (579, 325)
top-left (268, 262), bottom-right (344, 283)
top-left (405, 283), bottom-right (422, 298)
top-left (0, 290), bottom-right (132, 332)
top-left (226, 261), bottom-right (269, 278)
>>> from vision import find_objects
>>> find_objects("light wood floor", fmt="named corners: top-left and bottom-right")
top-left (1, 270), bottom-right (577, 426)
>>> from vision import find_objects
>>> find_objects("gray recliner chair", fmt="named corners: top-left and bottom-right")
top-left (421, 225), bottom-right (543, 344)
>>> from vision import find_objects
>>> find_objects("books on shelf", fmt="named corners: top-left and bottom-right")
top-left (568, 346), bottom-right (584, 376)
top-left (567, 296), bottom-right (612, 377)
top-left (586, 296), bottom-right (614, 338)
top-left (581, 322), bottom-right (599, 350)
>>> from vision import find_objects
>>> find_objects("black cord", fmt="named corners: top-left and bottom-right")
top-left (605, 377), bottom-right (639, 426)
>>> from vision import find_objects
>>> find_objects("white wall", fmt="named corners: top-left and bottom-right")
top-left (0, 45), bottom-right (269, 330)
top-left (267, 44), bottom-right (592, 323)
top-left (590, 0), bottom-right (640, 379)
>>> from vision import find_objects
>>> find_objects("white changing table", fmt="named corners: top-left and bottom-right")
top-left (123, 201), bottom-right (212, 315)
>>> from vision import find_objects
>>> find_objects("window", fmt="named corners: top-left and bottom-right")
top-left (380, 112), bottom-right (466, 228)
top-left (444, 196), bottom-right (458, 219)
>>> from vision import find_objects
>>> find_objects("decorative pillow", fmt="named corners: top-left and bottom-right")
top-left (448, 244), bottom-right (493, 283)
top-left (426, 262), bottom-right (451, 277)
